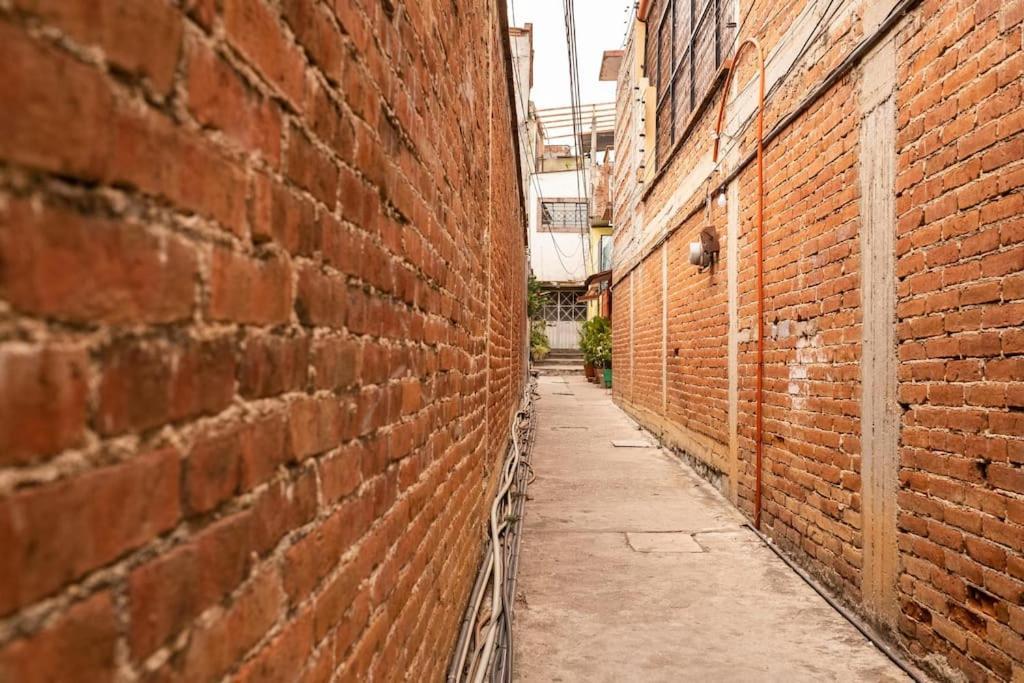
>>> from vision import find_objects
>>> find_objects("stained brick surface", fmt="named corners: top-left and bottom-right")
top-left (894, 1), bottom-right (1024, 678)
top-left (0, 1), bottom-right (525, 680)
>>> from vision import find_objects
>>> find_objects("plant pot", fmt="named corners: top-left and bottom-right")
top-left (584, 362), bottom-right (595, 379)
top-left (602, 368), bottom-right (612, 388)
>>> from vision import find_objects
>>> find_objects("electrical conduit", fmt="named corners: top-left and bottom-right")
top-left (712, 39), bottom-right (766, 530)
top-left (448, 384), bottom-right (535, 683)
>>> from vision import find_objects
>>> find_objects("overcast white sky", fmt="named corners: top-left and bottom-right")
top-left (508, 0), bottom-right (634, 111)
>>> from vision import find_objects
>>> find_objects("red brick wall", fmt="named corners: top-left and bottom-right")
top-left (894, 1), bottom-right (1024, 678)
top-left (0, 1), bottom-right (526, 680)
top-left (612, 272), bottom-right (633, 400)
top-left (664, 217), bottom-right (730, 471)
top-left (633, 250), bottom-right (665, 415)
top-left (611, 0), bottom-right (1024, 678)
top-left (751, 78), bottom-right (865, 596)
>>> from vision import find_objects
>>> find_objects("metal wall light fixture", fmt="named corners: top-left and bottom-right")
top-left (688, 227), bottom-right (720, 271)
top-left (690, 176), bottom-right (722, 271)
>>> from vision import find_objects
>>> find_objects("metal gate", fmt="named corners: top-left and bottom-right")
top-left (541, 289), bottom-right (586, 349)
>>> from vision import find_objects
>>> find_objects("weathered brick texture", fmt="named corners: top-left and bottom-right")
top-left (0, 1), bottom-right (526, 681)
top-left (612, 0), bottom-right (1023, 679)
top-left (895, 1), bottom-right (1024, 678)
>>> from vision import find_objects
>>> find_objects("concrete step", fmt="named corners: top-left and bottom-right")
top-left (534, 363), bottom-right (583, 376)
top-left (535, 359), bottom-right (583, 367)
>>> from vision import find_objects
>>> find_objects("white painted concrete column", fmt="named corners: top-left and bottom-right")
top-left (859, 0), bottom-right (900, 627)
top-left (727, 179), bottom-right (740, 504)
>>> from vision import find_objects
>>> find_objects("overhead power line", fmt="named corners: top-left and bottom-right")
top-left (508, 0), bottom-right (585, 278)
top-left (562, 0), bottom-right (592, 277)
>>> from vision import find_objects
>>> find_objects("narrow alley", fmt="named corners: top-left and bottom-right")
top-left (514, 376), bottom-right (908, 681)
top-left (1, 0), bottom-right (1022, 680)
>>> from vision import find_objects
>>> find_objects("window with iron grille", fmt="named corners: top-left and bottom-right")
top-left (646, 0), bottom-right (736, 169)
top-left (539, 200), bottom-right (589, 233)
top-left (540, 290), bottom-right (588, 322)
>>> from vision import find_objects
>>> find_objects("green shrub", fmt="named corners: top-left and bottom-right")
top-left (527, 275), bottom-right (547, 320)
top-left (530, 321), bottom-right (550, 361)
top-left (580, 316), bottom-right (611, 367)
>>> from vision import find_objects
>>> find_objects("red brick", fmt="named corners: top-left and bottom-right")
top-left (185, 428), bottom-right (243, 515)
top-left (195, 511), bottom-right (254, 606)
top-left (965, 536), bottom-right (1009, 571)
top-left (311, 336), bottom-right (361, 390)
top-left (0, 4), bottom-right (527, 683)
top-left (208, 247), bottom-right (293, 325)
top-left (312, 559), bottom-right (363, 641)
top-left (98, 337), bottom-right (234, 436)
top-left (240, 333), bottom-right (310, 399)
top-left (282, 0), bottom-right (345, 83)
top-left (320, 443), bottom-right (363, 504)
top-left (128, 508), bottom-right (262, 660)
top-left (281, 530), bottom-right (326, 605)
top-left (0, 201), bottom-right (196, 324)
top-left (288, 395), bottom-right (344, 459)
top-left (184, 0), bottom-right (217, 30)
top-left (1, 449), bottom-right (181, 617)
top-left (989, 464), bottom-right (1024, 493)
top-left (185, 38), bottom-right (282, 165)
top-left (0, 592), bottom-right (118, 682)
top-left (0, 23), bottom-right (114, 179)
top-left (107, 106), bottom-right (249, 234)
top-left (307, 78), bottom-right (356, 162)
top-left (128, 543), bottom-right (200, 659)
top-left (223, 0), bottom-right (306, 107)
top-left (286, 123), bottom-right (339, 206)
top-left (170, 336), bottom-right (238, 420)
top-left (251, 469), bottom-right (318, 555)
top-left (238, 409), bottom-right (295, 491)
top-left (295, 264), bottom-right (348, 329)
top-left (236, 609), bottom-right (314, 683)
top-left (251, 177), bottom-right (321, 254)
top-left (13, 0), bottom-right (183, 93)
top-left (0, 345), bottom-right (88, 465)
top-left (176, 569), bottom-right (284, 681)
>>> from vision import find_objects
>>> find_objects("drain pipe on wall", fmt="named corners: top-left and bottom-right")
top-left (712, 38), bottom-right (766, 530)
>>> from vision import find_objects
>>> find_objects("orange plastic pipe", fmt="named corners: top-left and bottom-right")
top-left (637, 0), bottom-right (652, 21)
top-left (713, 39), bottom-right (766, 530)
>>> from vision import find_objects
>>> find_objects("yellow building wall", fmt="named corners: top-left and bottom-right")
top-left (587, 225), bottom-right (613, 319)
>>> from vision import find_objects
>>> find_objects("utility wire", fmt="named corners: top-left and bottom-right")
top-left (563, 0), bottom-right (593, 276)
top-left (509, 0), bottom-right (585, 279)
top-left (714, 0), bottom-right (841, 169)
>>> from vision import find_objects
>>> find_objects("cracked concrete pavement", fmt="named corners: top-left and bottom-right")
top-left (512, 375), bottom-right (909, 682)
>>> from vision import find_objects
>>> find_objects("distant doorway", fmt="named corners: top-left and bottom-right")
top-left (541, 288), bottom-right (586, 349)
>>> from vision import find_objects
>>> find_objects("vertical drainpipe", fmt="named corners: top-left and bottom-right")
top-left (661, 243), bottom-right (668, 416)
top-left (727, 178), bottom-right (739, 504)
top-left (713, 39), bottom-right (766, 529)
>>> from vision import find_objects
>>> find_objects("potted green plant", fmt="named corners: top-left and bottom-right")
top-left (579, 317), bottom-right (600, 380)
top-left (595, 334), bottom-right (612, 387)
top-left (582, 316), bottom-right (612, 386)
top-left (527, 276), bottom-right (550, 363)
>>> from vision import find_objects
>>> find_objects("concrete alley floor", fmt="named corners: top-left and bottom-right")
top-left (512, 375), bottom-right (909, 682)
